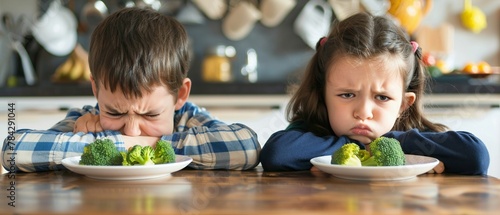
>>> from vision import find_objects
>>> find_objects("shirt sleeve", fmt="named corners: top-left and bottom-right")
top-left (162, 102), bottom-right (261, 170)
top-left (384, 129), bottom-right (490, 175)
top-left (2, 105), bottom-right (125, 172)
top-left (259, 129), bottom-right (353, 171)
top-left (49, 105), bottom-right (99, 132)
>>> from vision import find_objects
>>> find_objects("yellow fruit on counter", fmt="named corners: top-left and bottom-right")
top-left (477, 61), bottom-right (492, 73)
top-left (463, 62), bottom-right (479, 74)
top-left (53, 55), bottom-right (75, 80)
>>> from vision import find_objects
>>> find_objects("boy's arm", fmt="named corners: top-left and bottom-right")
top-left (2, 105), bottom-right (126, 172)
top-left (49, 105), bottom-right (99, 132)
top-left (2, 129), bottom-right (124, 172)
top-left (385, 129), bottom-right (490, 175)
top-left (162, 102), bottom-right (261, 170)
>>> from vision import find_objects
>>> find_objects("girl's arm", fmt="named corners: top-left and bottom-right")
top-left (259, 129), bottom-right (353, 171)
top-left (161, 102), bottom-right (261, 170)
top-left (385, 129), bottom-right (490, 175)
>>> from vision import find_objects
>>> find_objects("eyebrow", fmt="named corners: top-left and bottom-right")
top-left (103, 105), bottom-right (127, 114)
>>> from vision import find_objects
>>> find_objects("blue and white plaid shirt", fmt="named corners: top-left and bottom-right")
top-left (2, 102), bottom-right (261, 172)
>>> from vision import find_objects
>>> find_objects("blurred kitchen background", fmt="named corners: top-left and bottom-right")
top-left (1, 0), bottom-right (500, 177)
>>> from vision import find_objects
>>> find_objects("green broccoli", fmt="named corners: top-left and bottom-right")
top-left (331, 143), bottom-right (370, 166)
top-left (120, 151), bottom-right (131, 166)
top-left (152, 140), bottom-right (176, 164)
top-left (79, 139), bottom-right (122, 166)
top-left (331, 137), bottom-right (405, 167)
top-left (124, 145), bottom-right (155, 166)
top-left (361, 137), bottom-right (406, 166)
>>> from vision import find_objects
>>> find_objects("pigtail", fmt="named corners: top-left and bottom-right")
top-left (394, 44), bottom-right (448, 132)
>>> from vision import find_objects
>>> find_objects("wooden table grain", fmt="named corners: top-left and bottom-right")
top-left (2, 167), bottom-right (500, 214)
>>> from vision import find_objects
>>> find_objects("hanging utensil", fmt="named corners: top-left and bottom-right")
top-left (32, 0), bottom-right (78, 56)
top-left (2, 13), bottom-right (36, 86)
top-left (294, 0), bottom-right (332, 49)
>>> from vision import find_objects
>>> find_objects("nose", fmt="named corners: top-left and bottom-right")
top-left (122, 117), bottom-right (141, 136)
top-left (354, 100), bottom-right (374, 120)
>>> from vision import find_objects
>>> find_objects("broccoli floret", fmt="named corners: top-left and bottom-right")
top-left (79, 139), bottom-right (122, 166)
top-left (125, 145), bottom-right (144, 165)
top-left (152, 140), bottom-right (176, 164)
top-left (361, 137), bottom-right (406, 166)
top-left (141, 146), bottom-right (155, 165)
top-left (124, 145), bottom-right (155, 166)
top-left (120, 140), bottom-right (176, 166)
top-left (331, 143), bottom-right (370, 166)
top-left (120, 151), bottom-right (131, 166)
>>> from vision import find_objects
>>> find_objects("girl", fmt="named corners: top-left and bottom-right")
top-left (260, 13), bottom-right (489, 175)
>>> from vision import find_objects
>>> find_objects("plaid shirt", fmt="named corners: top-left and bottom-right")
top-left (2, 102), bottom-right (261, 172)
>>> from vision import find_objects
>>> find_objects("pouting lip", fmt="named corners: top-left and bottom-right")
top-left (350, 124), bottom-right (373, 136)
top-left (351, 124), bottom-right (372, 132)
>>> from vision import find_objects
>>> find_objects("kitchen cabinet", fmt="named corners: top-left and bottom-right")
top-left (425, 105), bottom-right (500, 178)
top-left (2, 0), bottom-right (500, 97)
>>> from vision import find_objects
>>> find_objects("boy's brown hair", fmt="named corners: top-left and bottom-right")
top-left (89, 7), bottom-right (190, 99)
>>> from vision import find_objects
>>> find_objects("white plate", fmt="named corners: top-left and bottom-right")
top-left (310, 154), bottom-right (439, 181)
top-left (62, 155), bottom-right (193, 180)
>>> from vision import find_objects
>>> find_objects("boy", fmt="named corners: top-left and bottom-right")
top-left (2, 8), bottom-right (260, 172)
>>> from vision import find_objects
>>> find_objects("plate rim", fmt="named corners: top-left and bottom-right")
top-left (61, 155), bottom-right (193, 180)
top-left (310, 154), bottom-right (439, 181)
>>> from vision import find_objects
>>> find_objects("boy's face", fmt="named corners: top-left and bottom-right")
top-left (324, 56), bottom-right (415, 145)
top-left (93, 83), bottom-right (186, 137)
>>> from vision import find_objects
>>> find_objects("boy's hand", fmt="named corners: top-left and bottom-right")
top-left (122, 136), bottom-right (160, 149)
top-left (74, 113), bottom-right (102, 133)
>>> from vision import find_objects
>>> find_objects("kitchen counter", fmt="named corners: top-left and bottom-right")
top-left (2, 167), bottom-right (500, 214)
top-left (2, 75), bottom-right (500, 97)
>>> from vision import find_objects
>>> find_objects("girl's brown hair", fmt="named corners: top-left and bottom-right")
top-left (287, 13), bottom-right (447, 136)
top-left (89, 7), bottom-right (190, 99)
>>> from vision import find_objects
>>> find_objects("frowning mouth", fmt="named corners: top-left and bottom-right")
top-left (350, 124), bottom-right (372, 135)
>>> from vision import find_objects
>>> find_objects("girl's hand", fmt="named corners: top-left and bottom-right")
top-left (427, 161), bottom-right (445, 174)
top-left (74, 113), bottom-right (102, 133)
top-left (122, 135), bottom-right (160, 149)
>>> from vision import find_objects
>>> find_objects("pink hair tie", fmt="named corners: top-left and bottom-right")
top-left (410, 41), bottom-right (419, 53)
top-left (319, 37), bottom-right (328, 46)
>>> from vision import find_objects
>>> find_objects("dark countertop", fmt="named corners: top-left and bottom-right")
top-left (1, 74), bottom-right (500, 97)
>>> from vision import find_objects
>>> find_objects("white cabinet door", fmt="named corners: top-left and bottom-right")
top-left (426, 107), bottom-right (500, 178)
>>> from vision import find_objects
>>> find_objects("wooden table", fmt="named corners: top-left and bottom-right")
top-left (2, 167), bottom-right (500, 214)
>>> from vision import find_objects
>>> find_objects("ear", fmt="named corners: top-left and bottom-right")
top-left (90, 76), bottom-right (98, 98)
top-left (401, 92), bottom-right (416, 112)
top-left (174, 78), bottom-right (191, 110)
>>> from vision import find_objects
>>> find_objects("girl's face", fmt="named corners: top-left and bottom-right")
top-left (324, 56), bottom-right (415, 145)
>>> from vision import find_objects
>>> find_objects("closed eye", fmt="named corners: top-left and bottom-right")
top-left (106, 112), bottom-right (124, 117)
top-left (144, 114), bottom-right (160, 118)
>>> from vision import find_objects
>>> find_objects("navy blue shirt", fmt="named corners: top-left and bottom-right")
top-left (260, 126), bottom-right (490, 175)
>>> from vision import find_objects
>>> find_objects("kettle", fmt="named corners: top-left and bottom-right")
top-left (387, 0), bottom-right (433, 35)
